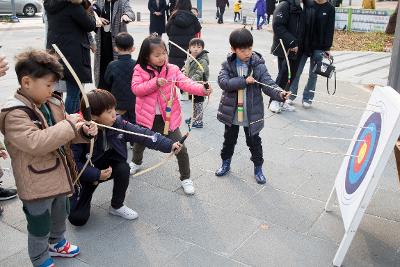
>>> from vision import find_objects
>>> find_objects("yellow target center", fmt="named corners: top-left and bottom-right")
top-left (357, 143), bottom-right (368, 164)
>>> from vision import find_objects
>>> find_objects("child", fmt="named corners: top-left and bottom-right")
top-left (130, 35), bottom-right (211, 195)
top-left (104, 32), bottom-right (137, 124)
top-left (233, 0), bottom-right (242, 22)
top-left (253, 0), bottom-right (266, 30)
top-left (68, 89), bottom-right (182, 226)
top-left (216, 28), bottom-right (289, 184)
top-left (183, 38), bottom-right (209, 128)
top-left (0, 50), bottom-right (97, 267)
top-left (0, 140), bottom-right (18, 216)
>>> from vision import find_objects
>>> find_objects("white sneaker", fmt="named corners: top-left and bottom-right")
top-left (129, 162), bottom-right (141, 175)
top-left (181, 179), bottom-right (195, 195)
top-left (302, 102), bottom-right (312, 109)
top-left (281, 101), bottom-right (296, 112)
top-left (286, 99), bottom-right (294, 105)
top-left (269, 100), bottom-right (281, 113)
top-left (109, 205), bottom-right (138, 220)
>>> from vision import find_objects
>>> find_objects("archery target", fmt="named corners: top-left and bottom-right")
top-left (344, 112), bottom-right (381, 197)
top-left (334, 87), bottom-right (400, 231)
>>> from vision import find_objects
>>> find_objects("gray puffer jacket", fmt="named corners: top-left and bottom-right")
top-left (217, 52), bottom-right (284, 136)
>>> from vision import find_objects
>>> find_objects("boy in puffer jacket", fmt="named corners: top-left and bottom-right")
top-left (183, 38), bottom-right (210, 128)
top-left (215, 28), bottom-right (289, 184)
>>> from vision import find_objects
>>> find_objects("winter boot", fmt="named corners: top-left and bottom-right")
top-left (254, 165), bottom-right (267, 184)
top-left (215, 158), bottom-right (231, 177)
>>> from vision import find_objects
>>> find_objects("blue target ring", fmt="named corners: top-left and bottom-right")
top-left (345, 112), bottom-right (381, 195)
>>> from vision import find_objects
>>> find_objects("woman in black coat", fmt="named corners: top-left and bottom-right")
top-left (166, 0), bottom-right (201, 69)
top-left (45, 0), bottom-right (96, 113)
top-left (148, 0), bottom-right (167, 36)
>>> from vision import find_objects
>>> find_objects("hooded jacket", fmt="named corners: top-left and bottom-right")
top-left (217, 52), bottom-right (284, 136)
top-left (45, 0), bottom-right (96, 83)
top-left (166, 10), bottom-right (202, 68)
top-left (0, 91), bottom-right (90, 201)
top-left (271, 0), bottom-right (304, 59)
top-left (253, 0), bottom-right (266, 16)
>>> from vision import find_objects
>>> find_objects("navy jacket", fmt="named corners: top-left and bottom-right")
top-left (72, 116), bottom-right (173, 183)
top-left (104, 54), bottom-right (136, 112)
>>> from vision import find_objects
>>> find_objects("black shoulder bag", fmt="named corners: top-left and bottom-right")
top-left (312, 54), bottom-right (336, 95)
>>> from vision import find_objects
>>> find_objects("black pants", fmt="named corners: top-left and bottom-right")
top-left (98, 31), bottom-right (114, 90)
top-left (221, 124), bottom-right (263, 166)
top-left (234, 12), bottom-right (240, 21)
top-left (68, 152), bottom-right (130, 226)
top-left (276, 55), bottom-right (302, 90)
top-left (218, 7), bottom-right (225, 23)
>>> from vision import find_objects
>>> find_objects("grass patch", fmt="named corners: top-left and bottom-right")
top-left (332, 30), bottom-right (394, 52)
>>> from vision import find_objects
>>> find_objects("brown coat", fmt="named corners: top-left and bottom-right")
top-left (0, 91), bottom-right (90, 201)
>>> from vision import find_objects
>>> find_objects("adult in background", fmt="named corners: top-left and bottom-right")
top-left (166, 0), bottom-right (201, 69)
top-left (269, 0), bottom-right (304, 113)
top-left (167, 0), bottom-right (176, 19)
top-left (288, 0), bottom-right (335, 108)
top-left (253, 0), bottom-right (266, 30)
top-left (266, 0), bottom-right (276, 24)
top-left (216, 0), bottom-right (229, 24)
top-left (148, 0), bottom-right (167, 36)
top-left (45, 0), bottom-right (97, 113)
top-left (92, 0), bottom-right (135, 89)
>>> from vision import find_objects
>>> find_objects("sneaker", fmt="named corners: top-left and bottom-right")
top-left (38, 258), bottom-right (55, 267)
top-left (302, 101), bottom-right (312, 109)
top-left (49, 239), bottom-right (80, 258)
top-left (109, 205), bottom-right (138, 220)
top-left (281, 101), bottom-right (296, 112)
top-left (286, 99), bottom-right (294, 105)
top-left (269, 100), bottom-right (281, 113)
top-left (129, 162), bottom-right (141, 175)
top-left (192, 121), bottom-right (203, 128)
top-left (0, 187), bottom-right (17, 201)
top-left (181, 179), bottom-right (195, 195)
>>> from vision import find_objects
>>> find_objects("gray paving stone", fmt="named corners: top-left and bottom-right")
top-left (0, 197), bottom-right (26, 228)
top-left (367, 188), bottom-right (400, 222)
top-left (0, 222), bottom-right (27, 261)
top-left (308, 208), bottom-right (400, 266)
top-left (237, 185), bottom-right (325, 233)
top-left (293, 171), bottom-right (337, 202)
top-left (165, 245), bottom-right (249, 267)
top-left (159, 199), bottom-right (263, 256)
top-left (188, 170), bottom-right (263, 210)
top-left (231, 223), bottom-right (338, 267)
top-left (77, 221), bottom-right (191, 266)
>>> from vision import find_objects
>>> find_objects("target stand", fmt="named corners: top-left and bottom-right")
top-left (324, 86), bottom-right (400, 267)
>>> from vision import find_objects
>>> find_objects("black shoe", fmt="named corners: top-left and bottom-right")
top-left (254, 166), bottom-right (266, 184)
top-left (0, 187), bottom-right (17, 201)
top-left (215, 159), bottom-right (231, 177)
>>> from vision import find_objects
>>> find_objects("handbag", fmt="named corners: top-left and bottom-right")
top-left (312, 54), bottom-right (336, 95)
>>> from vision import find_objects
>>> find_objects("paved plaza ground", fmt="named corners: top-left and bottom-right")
top-left (0, 2), bottom-right (399, 266)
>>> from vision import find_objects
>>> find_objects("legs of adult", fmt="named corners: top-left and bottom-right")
top-left (218, 7), bottom-right (225, 23)
top-left (65, 80), bottom-right (81, 114)
top-left (303, 50), bottom-right (324, 104)
top-left (289, 54), bottom-right (309, 101)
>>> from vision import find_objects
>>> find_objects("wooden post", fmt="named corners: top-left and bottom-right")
top-left (388, 9), bottom-right (400, 93)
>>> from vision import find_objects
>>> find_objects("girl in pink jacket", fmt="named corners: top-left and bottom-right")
top-left (131, 35), bottom-right (211, 195)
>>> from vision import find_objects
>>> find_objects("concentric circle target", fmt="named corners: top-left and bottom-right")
top-left (345, 112), bottom-right (381, 195)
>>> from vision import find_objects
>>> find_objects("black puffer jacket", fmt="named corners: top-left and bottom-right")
top-left (166, 10), bottom-right (201, 68)
top-left (271, 0), bottom-right (304, 59)
top-left (45, 0), bottom-right (96, 83)
top-left (217, 52), bottom-right (284, 136)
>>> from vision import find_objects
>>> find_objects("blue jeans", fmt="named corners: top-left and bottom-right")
top-left (65, 80), bottom-right (81, 114)
top-left (256, 14), bottom-right (266, 28)
top-left (289, 50), bottom-right (324, 103)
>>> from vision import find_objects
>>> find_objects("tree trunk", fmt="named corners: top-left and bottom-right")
top-left (386, 1), bottom-right (399, 35)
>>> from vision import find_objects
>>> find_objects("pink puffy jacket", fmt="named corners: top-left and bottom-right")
top-left (132, 63), bottom-right (206, 131)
